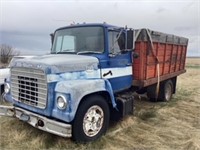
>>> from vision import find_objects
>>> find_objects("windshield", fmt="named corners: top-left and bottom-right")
top-left (51, 26), bottom-right (104, 54)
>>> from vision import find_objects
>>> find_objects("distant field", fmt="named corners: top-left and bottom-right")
top-left (0, 58), bottom-right (200, 149)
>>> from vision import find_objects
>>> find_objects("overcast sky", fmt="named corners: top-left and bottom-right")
top-left (0, 0), bottom-right (199, 56)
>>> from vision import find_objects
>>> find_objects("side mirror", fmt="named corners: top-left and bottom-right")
top-left (50, 33), bottom-right (54, 45)
top-left (127, 30), bottom-right (133, 50)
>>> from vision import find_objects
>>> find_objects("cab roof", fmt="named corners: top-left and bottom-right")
top-left (55, 23), bottom-right (120, 31)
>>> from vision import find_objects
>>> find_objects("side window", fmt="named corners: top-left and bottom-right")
top-left (108, 31), bottom-right (121, 54)
top-left (55, 35), bottom-right (76, 52)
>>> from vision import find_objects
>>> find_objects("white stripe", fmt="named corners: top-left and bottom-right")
top-left (47, 66), bottom-right (133, 83)
top-left (101, 66), bottom-right (132, 79)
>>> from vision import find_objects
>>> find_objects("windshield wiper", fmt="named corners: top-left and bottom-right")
top-left (56, 49), bottom-right (76, 54)
top-left (77, 51), bottom-right (102, 55)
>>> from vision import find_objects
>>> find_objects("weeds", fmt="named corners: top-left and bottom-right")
top-left (186, 65), bottom-right (200, 69)
top-left (138, 109), bottom-right (157, 121)
top-left (186, 58), bottom-right (200, 69)
top-left (166, 88), bottom-right (192, 107)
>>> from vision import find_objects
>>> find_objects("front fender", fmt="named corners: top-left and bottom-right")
top-left (52, 79), bottom-right (116, 122)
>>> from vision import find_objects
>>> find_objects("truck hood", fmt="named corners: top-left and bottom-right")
top-left (10, 54), bottom-right (99, 74)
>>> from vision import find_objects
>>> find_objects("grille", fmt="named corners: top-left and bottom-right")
top-left (11, 67), bottom-right (47, 109)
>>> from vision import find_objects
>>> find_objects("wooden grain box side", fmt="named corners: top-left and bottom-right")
top-left (133, 41), bottom-right (147, 80)
top-left (132, 29), bottom-right (188, 88)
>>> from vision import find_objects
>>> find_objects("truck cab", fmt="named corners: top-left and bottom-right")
top-left (51, 23), bottom-right (134, 92)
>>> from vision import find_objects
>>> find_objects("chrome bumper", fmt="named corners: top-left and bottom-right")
top-left (0, 105), bottom-right (72, 137)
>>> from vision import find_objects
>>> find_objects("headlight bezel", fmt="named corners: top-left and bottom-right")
top-left (56, 95), bottom-right (67, 110)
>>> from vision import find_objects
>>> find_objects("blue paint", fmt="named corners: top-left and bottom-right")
top-left (104, 79), bottom-right (117, 108)
top-left (100, 52), bottom-right (133, 92)
top-left (108, 75), bottom-right (132, 92)
top-left (47, 69), bottom-right (100, 83)
top-left (55, 23), bottom-right (118, 34)
top-left (52, 93), bottom-right (72, 122)
top-left (3, 93), bottom-right (13, 103)
top-left (52, 79), bottom-right (115, 122)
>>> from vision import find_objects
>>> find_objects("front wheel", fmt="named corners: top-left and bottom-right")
top-left (72, 95), bottom-right (110, 142)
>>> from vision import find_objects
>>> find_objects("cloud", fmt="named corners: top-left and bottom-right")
top-left (1, 30), bottom-right (51, 55)
top-left (173, 26), bottom-right (198, 37)
top-left (0, 0), bottom-right (199, 56)
top-left (156, 8), bottom-right (166, 13)
top-left (174, 26), bottom-right (196, 31)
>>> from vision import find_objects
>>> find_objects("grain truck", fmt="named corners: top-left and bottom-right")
top-left (0, 23), bottom-right (188, 142)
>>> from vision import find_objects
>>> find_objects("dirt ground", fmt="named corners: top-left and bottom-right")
top-left (0, 58), bottom-right (200, 150)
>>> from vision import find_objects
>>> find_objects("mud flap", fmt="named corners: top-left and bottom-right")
top-left (0, 105), bottom-right (15, 117)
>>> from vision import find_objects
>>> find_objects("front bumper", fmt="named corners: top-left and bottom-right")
top-left (0, 105), bottom-right (72, 137)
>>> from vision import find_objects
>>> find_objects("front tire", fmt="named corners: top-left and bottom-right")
top-left (72, 95), bottom-right (110, 142)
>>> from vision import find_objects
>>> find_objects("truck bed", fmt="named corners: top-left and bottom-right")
top-left (132, 29), bottom-right (188, 87)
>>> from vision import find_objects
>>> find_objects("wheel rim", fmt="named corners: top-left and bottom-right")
top-left (83, 105), bottom-right (104, 137)
top-left (165, 83), bottom-right (172, 101)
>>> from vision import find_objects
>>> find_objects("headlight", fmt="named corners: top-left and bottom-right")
top-left (57, 95), bottom-right (67, 110)
top-left (4, 83), bottom-right (10, 94)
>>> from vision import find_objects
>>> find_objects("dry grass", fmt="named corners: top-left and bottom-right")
top-left (0, 58), bottom-right (200, 150)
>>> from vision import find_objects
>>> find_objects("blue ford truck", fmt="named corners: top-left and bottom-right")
top-left (0, 23), bottom-right (188, 142)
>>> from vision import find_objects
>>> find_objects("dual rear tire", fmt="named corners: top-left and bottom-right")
top-left (147, 80), bottom-right (174, 102)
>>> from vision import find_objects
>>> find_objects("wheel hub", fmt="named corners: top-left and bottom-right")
top-left (83, 105), bottom-right (104, 137)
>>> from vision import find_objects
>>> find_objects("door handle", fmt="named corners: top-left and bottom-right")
top-left (103, 70), bottom-right (113, 77)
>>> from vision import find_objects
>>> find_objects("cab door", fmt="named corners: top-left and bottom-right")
top-left (101, 29), bottom-right (133, 92)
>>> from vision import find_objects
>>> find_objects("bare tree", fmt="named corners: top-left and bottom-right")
top-left (0, 44), bottom-right (20, 64)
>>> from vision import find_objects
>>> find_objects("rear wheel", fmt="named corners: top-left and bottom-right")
top-left (158, 80), bottom-right (173, 101)
top-left (147, 80), bottom-right (174, 102)
top-left (72, 95), bottom-right (110, 142)
top-left (147, 84), bottom-right (157, 102)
